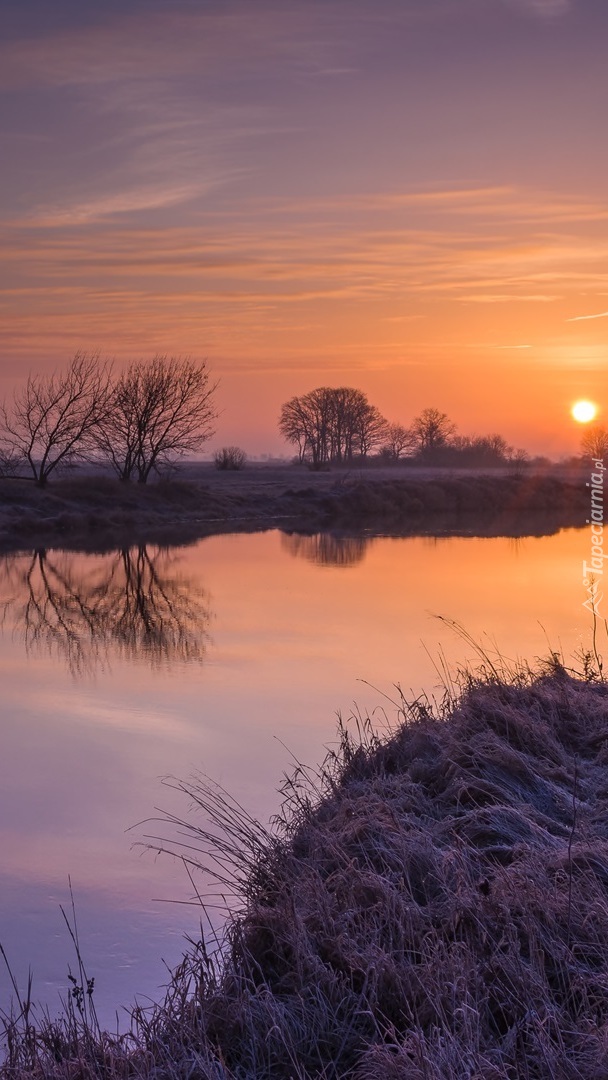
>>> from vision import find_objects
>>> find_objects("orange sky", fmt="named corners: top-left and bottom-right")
top-left (1, 0), bottom-right (607, 456)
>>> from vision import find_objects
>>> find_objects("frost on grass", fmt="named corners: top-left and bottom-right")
top-left (4, 656), bottom-right (608, 1078)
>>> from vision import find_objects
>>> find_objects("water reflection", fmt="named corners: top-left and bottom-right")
top-left (0, 546), bottom-right (212, 675)
top-left (282, 516), bottom-right (576, 569)
top-left (281, 532), bottom-right (369, 567)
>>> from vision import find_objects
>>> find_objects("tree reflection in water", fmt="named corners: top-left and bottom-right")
top-left (281, 532), bottom-right (369, 567)
top-left (0, 546), bottom-right (212, 675)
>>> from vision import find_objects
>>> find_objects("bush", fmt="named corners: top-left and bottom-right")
top-left (214, 446), bottom-right (247, 471)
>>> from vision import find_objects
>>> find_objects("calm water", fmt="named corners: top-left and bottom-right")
top-left (0, 528), bottom-right (594, 1025)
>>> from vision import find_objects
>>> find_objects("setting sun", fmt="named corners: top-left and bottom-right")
top-left (571, 400), bottom-right (598, 424)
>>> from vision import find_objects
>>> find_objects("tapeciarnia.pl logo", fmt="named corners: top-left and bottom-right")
top-left (582, 458), bottom-right (605, 615)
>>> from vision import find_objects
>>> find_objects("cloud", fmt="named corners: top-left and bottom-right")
top-left (505, 0), bottom-right (570, 18)
top-left (34, 184), bottom-right (205, 225)
top-left (567, 310), bottom-right (608, 322)
top-left (462, 294), bottom-right (559, 304)
top-left (0, 5), bottom-right (367, 91)
top-left (2, 178), bottom-right (608, 370)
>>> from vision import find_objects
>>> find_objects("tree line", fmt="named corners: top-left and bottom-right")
top-left (2, 358), bottom-right (602, 485)
top-left (0, 353), bottom-right (217, 486)
top-left (279, 386), bottom-right (529, 468)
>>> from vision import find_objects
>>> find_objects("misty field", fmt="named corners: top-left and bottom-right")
top-left (4, 654), bottom-right (608, 1078)
top-left (0, 463), bottom-right (589, 553)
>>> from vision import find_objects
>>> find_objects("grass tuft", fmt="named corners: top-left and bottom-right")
top-left (4, 656), bottom-right (608, 1077)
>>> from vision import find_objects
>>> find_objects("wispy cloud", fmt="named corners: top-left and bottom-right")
top-left (462, 294), bottom-right (559, 304)
top-left (34, 184), bottom-right (205, 225)
top-left (2, 175), bottom-right (608, 372)
top-left (0, 6), bottom-right (366, 91)
top-left (567, 310), bottom-right (608, 322)
top-left (505, 0), bottom-right (570, 18)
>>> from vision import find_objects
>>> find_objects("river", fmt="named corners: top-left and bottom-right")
top-left (0, 527), bottom-right (594, 1027)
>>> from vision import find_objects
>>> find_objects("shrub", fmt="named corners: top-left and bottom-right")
top-left (214, 446), bottom-right (247, 471)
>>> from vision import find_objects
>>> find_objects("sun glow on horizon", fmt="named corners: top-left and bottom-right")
top-left (571, 400), bottom-right (598, 424)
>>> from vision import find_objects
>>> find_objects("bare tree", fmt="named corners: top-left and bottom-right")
top-left (279, 389), bottom-right (334, 467)
top-left (410, 407), bottom-right (456, 458)
top-left (279, 386), bottom-right (388, 466)
top-left (279, 396), bottom-right (314, 464)
top-left (0, 353), bottom-right (112, 486)
top-left (581, 426), bottom-right (608, 460)
top-left (96, 356), bottom-right (218, 483)
top-left (380, 423), bottom-right (416, 462)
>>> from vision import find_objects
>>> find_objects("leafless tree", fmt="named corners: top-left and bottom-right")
top-left (380, 423), bottom-right (416, 462)
top-left (279, 388), bottom-right (335, 467)
top-left (278, 396), bottom-right (312, 464)
top-left (350, 396), bottom-right (389, 460)
top-left (0, 353), bottom-right (112, 486)
top-left (96, 356), bottom-right (218, 483)
top-left (279, 386), bottom-right (388, 466)
top-left (410, 407), bottom-right (456, 458)
top-left (581, 426), bottom-right (608, 460)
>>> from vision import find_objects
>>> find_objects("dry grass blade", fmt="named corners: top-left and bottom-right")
top-left (5, 657), bottom-right (608, 1078)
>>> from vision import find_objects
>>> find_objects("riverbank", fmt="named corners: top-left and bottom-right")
top-left (3, 657), bottom-right (608, 1078)
top-left (0, 463), bottom-right (589, 552)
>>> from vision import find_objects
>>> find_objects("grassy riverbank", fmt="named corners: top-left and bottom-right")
top-left (0, 463), bottom-right (589, 552)
top-left (3, 655), bottom-right (608, 1078)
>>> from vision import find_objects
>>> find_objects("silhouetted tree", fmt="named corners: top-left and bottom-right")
top-left (413, 430), bottom-right (529, 468)
top-left (279, 395), bottom-right (316, 464)
top-left (0, 353), bottom-right (112, 486)
top-left (410, 407), bottom-right (456, 459)
top-left (448, 433), bottom-right (512, 465)
top-left (96, 356), bottom-right (217, 483)
top-left (279, 387), bottom-right (387, 466)
top-left (581, 426), bottom-right (608, 460)
top-left (354, 401), bottom-right (389, 459)
top-left (379, 422), bottom-right (416, 461)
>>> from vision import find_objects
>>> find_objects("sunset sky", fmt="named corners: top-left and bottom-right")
top-left (1, 0), bottom-right (607, 456)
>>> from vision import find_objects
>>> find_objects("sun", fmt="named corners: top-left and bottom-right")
top-left (571, 400), bottom-right (598, 424)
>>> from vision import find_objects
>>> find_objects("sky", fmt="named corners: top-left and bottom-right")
top-left (1, 0), bottom-right (607, 456)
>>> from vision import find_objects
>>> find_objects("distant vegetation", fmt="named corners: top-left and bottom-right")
top-left (0, 353), bottom-right (217, 486)
top-left (581, 425), bottom-right (608, 459)
top-left (278, 389), bottom-right (531, 469)
top-left (0, 361), bottom-right (600, 487)
top-left (3, 657), bottom-right (608, 1078)
top-left (214, 446), bottom-right (247, 470)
